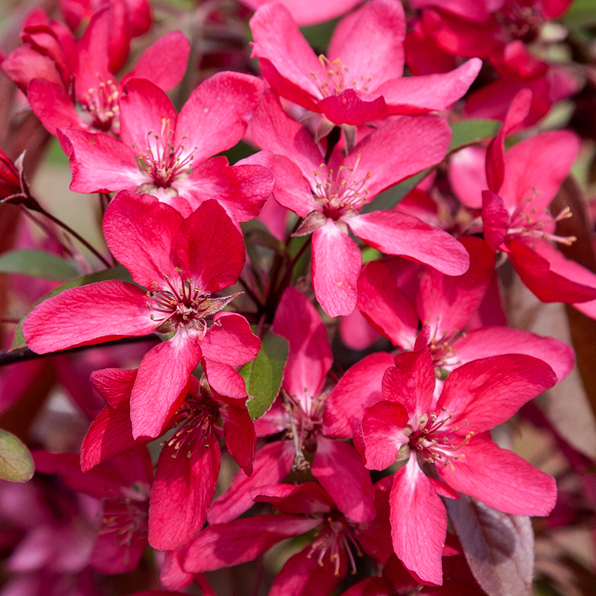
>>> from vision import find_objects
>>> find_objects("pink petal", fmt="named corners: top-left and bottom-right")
top-left (207, 440), bottom-right (295, 524)
top-left (74, 9), bottom-right (111, 102)
top-left (201, 312), bottom-right (261, 366)
top-left (390, 458), bottom-right (447, 585)
top-left (312, 220), bottom-right (362, 317)
top-left (269, 546), bottom-right (347, 596)
top-left (90, 367), bottom-right (137, 409)
top-left (103, 190), bottom-right (183, 290)
top-left (172, 200), bottom-right (245, 294)
top-left (481, 190), bottom-right (510, 251)
top-left (438, 354), bottom-right (557, 435)
top-left (80, 401), bottom-right (139, 472)
top-left (376, 59), bottom-right (481, 114)
top-left (500, 131), bottom-right (580, 214)
top-left (485, 88), bottom-right (532, 194)
top-left (203, 360), bottom-right (248, 399)
top-left (328, 0), bottom-right (406, 88)
top-left (130, 331), bottom-right (202, 439)
top-left (90, 530), bottom-right (146, 574)
top-left (324, 352), bottom-right (395, 439)
top-left (508, 239), bottom-right (596, 304)
top-left (241, 0), bottom-right (362, 26)
top-left (339, 307), bottom-right (381, 351)
top-left (250, 4), bottom-right (324, 105)
top-left (452, 327), bottom-right (575, 382)
top-left (347, 115), bottom-right (452, 199)
top-left (182, 158), bottom-right (273, 223)
top-left (220, 400), bottom-right (256, 474)
top-left (416, 236), bottom-right (495, 335)
top-left (448, 145), bottom-right (487, 209)
top-left (317, 90), bottom-right (389, 127)
top-left (149, 440), bottom-right (220, 551)
top-left (182, 515), bottom-right (320, 572)
top-left (120, 78), bottom-right (178, 154)
top-left (348, 211), bottom-right (470, 276)
top-left (58, 127), bottom-right (143, 193)
top-left (383, 349), bottom-right (436, 421)
top-left (312, 437), bottom-right (376, 523)
top-left (23, 280), bottom-right (153, 354)
top-left (438, 437), bottom-right (557, 516)
top-left (160, 550), bottom-right (194, 591)
top-left (251, 482), bottom-right (334, 515)
top-left (360, 401), bottom-right (409, 470)
top-left (273, 286), bottom-right (332, 399)
top-left (28, 79), bottom-right (80, 136)
top-left (356, 261), bottom-right (418, 348)
top-left (176, 71), bottom-right (265, 164)
top-left (123, 31), bottom-right (190, 91)
top-left (249, 89), bottom-right (324, 182)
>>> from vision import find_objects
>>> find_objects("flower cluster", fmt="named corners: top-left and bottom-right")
top-left (1, 0), bottom-right (595, 595)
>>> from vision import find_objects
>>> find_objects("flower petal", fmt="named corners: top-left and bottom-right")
top-left (438, 437), bottom-right (557, 516)
top-left (273, 286), bottom-right (332, 399)
top-left (348, 211), bottom-right (470, 276)
top-left (23, 281), bottom-right (153, 354)
top-left (312, 220), bottom-right (362, 317)
top-left (324, 352), bottom-right (395, 438)
top-left (390, 458), bottom-right (447, 585)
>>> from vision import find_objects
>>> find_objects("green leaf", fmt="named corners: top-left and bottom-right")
top-left (0, 430), bottom-right (34, 482)
top-left (10, 265), bottom-right (133, 351)
top-left (563, 0), bottom-right (596, 27)
top-left (0, 249), bottom-right (78, 280)
top-left (241, 331), bottom-right (289, 420)
top-left (448, 119), bottom-right (501, 153)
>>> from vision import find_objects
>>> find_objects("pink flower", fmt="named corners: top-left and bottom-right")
top-left (171, 481), bottom-right (393, 596)
top-left (27, 8), bottom-right (189, 136)
top-left (356, 348), bottom-right (558, 584)
top-left (480, 91), bottom-right (596, 307)
top-left (249, 0), bottom-right (481, 128)
top-left (33, 449), bottom-right (152, 574)
top-left (81, 370), bottom-right (256, 551)
top-left (249, 90), bottom-right (470, 316)
top-left (58, 73), bottom-right (273, 221)
top-left (23, 192), bottom-right (260, 438)
top-left (208, 287), bottom-right (375, 525)
top-left (59, 0), bottom-right (152, 72)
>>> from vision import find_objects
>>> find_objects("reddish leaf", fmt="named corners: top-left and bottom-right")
top-left (446, 495), bottom-right (534, 596)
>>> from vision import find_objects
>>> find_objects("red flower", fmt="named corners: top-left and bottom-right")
top-left (250, 90), bottom-right (470, 316)
top-left (208, 287), bottom-right (375, 525)
top-left (249, 0), bottom-right (480, 128)
top-left (58, 73), bottom-right (273, 221)
top-left (81, 371), bottom-right (256, 551)
top-left (23, 192), bottom-right (259, 438)
top-left (356, 348), bottom-right (558, 584)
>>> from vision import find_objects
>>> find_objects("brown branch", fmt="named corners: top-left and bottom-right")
top-left (0, 335), bottom-right (157, 368)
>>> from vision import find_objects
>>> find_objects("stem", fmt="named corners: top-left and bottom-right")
top-left (0, 318), bottom-right (20, 324)
top-left (40, 210), bottom-right (111, 268)
top-left (237, 276), bottom-right (263, 308)
top-left (269, 235), bottom-right (312, 309)
top-left (19, 207), bottom-right (75, 259)
top-left (0, 335), bottom-right (157, 368)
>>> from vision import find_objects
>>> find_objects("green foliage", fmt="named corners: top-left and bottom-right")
top-left (241, 331), bottom-right (289, 420)
top-left (0, 249), bottom-right (78, 281)
top-left (0, 430), bottom-right (34, 483)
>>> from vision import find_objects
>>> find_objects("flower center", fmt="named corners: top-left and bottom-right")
top-left (499, 1), bottom-right (545, 42)
top-left (99, 483), bottom-right (149, 548)
top-left (80, 78), bottom-right (120, 133)
top-left (310, 55), bottom-right (373, 97)
top-left (308, 513), bottom-right (363, 576)
top-left (133, 119), bottom-right (196, 189)
top-left (409, 410), bottom-right (474, 470)
top-left (312, 158), bottom-right (371, 219)
top-left (163, 394), bottom-right (219, 459)
top-left (508, 192), bottom-right (576, 247)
